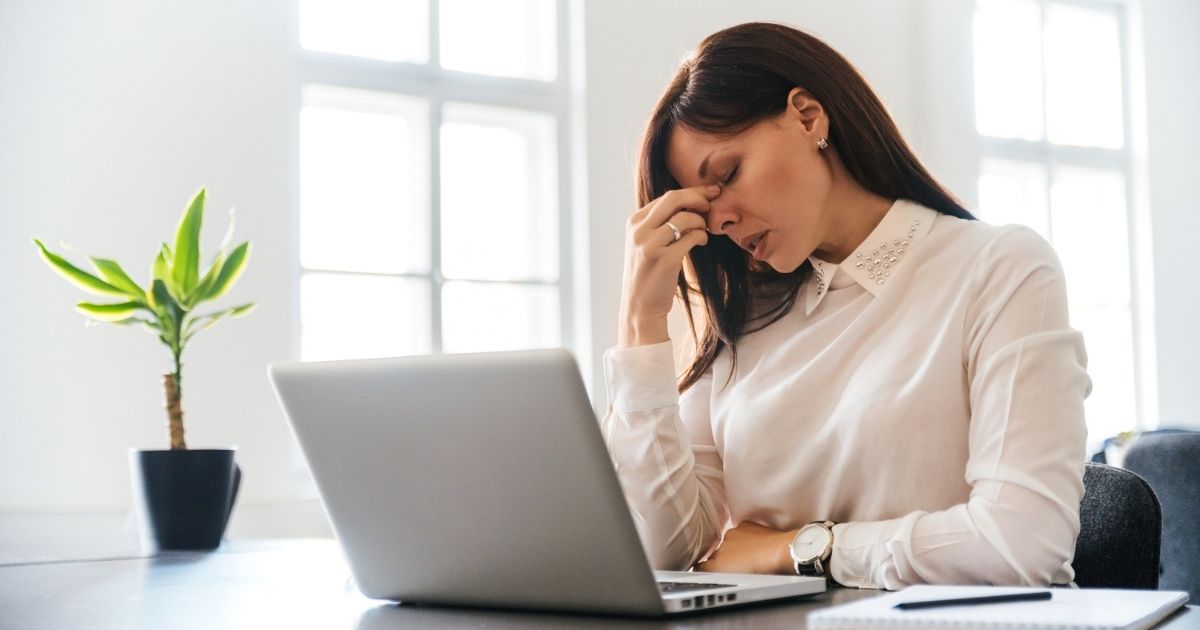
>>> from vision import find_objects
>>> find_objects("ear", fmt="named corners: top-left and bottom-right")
top-left (786, 87), bottom-right (825, 135)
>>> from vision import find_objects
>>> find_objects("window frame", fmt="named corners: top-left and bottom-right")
top-left (286, 0), bottom-right (584, 492)
top-left (972, 0), bottom-right (1159, 439)
top-left (290, 0), bottom-right (578, 359)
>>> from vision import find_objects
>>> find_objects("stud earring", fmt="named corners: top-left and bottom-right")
top-left (817, 137), bottom-right (829, 150)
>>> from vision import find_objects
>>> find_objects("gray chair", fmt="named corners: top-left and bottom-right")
top-left (1072, 462), bottom-right (1161, 589)
top-left (1124, 431), bottom-right (1200, 600)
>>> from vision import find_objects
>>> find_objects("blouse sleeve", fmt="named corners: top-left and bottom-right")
top-left (830, 225), bottom-right (1092, 590)
top-left (599, 340), bottom-right (730, 570)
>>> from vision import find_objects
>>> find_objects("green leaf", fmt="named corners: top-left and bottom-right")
top-left (199, 241), bottom-right (250, 302)
top-left (172, 188), bottom-right (205, 297)
top-left (183, 302), bottom-right (256, 343)
top-left (188, 206), bottom-right (236, 307)
top-left (75, 301), bottom-right (145, 322)
top-left (151, 278), bottom-right (184, 341)
top-left (188, 250), bottom-right (225, 308)
top-left (111, 316), bottom-right (159, 329)
top-left (89, 257), bottom-right (145, 301)
top-left (148, 248), bottom-right (169, 310)
top-left (229, 302), bottom-right (256, 318)
top-left (32, 238), bottom-right (127, 299)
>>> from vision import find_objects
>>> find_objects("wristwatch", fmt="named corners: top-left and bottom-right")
top-left (789, 520), bottom-right (836, 577)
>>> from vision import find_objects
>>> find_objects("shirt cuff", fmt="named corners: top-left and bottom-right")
top-left (602, 341), bottom-right (679, 413)
top-left (829, 517), bottom-right (919, 589)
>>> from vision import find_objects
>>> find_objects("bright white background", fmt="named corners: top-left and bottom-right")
top-left (1, 0), bottom-right (1196, 537)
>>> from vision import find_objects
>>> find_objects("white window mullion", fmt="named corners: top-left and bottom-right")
top-left (1116, 1), bottom-right (1158, 431)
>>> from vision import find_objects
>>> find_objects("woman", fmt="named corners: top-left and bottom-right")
top-left (601, 22), bottom-right (1091, 590)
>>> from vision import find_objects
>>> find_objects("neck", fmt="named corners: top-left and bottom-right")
top-left (812, 158), bottom-right (895, 264)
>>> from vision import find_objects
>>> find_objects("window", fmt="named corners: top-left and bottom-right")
top-left (972, 0), bottom-right (1156, 445)
top-left (295, 0), bottom-right (572, 362)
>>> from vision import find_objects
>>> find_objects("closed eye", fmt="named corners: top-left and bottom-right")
top-left (722, 166), bottom-right (739, 185)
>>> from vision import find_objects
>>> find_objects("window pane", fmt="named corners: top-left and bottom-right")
top-left (301, 85), bottom-right (430, 275)
top-left (977, 158), bottom-right (1049, 239)
top-left (300, 272), bottom-right (431, 361)
top-left (1071, 305), bottom-right (1136, 443)
top-left (1044, 4), bottom-right (1124, 149)
top-left (299, 0), bottom-right (428, 63)
top-left (442, 282), bottom-right (560, 353)
top-left (973, 0), bottom-right (1043, 140)
top-left (440, 102), bottom-right (558, 282)
top-left (439, 0), bottom-right (557, 80)
top-left (1050, 167), bottom-right (1130, 307)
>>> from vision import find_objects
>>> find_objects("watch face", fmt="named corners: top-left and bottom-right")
top-left (790, 524), bottom-right (832, 561)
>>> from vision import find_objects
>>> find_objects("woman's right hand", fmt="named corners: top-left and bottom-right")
top-left (617, 184), bottom-right (721, 348)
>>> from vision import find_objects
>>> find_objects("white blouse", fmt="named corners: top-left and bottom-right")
top-left (599, 198), bottom-right (1092, 590)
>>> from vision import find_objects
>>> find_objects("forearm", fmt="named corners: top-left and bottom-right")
top-left (600, 342), bottom-right (728, 570)
top-left (830, 480), bottom-right (1081, 589)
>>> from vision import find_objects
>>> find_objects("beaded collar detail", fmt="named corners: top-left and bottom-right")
top-left (804, 199), bottom-right (937, 316)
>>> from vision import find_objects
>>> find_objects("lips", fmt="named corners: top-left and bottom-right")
top-left (741, 231), bottom-right (768, 260)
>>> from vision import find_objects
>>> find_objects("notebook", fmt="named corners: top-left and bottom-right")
top-left (808, 585), bottom-right (1189, 629)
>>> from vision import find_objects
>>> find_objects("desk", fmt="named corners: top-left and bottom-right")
top-left (1, 538), bottom-right (1197, 630)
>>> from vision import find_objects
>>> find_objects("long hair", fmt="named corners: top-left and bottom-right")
top-left (636, 22), bottom-right (976, 393)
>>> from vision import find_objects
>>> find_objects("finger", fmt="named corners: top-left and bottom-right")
top-left (657, 211), bottom-right (705, 246)
top-left (664, 210), bottom-right (707, 234)
top-left (665, 224), bottom-right (709, 254)
top-left (646, 185), bottom-right (721, 227)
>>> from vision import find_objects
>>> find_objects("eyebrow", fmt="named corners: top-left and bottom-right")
top-left (697, 152), bottom-right (716, 180)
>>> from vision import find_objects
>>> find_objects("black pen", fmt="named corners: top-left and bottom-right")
top-left (894, 591), bottom-right (1053, 610)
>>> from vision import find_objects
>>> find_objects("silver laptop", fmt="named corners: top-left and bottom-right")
top-left (267, 348), bottom-right (825, 616)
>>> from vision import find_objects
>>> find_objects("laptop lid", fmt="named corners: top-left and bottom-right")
top-left (267, 349), bottom-right (668, 615)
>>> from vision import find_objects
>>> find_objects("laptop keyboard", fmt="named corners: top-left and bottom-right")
top-left (657, 581), bottom-right (735, 593)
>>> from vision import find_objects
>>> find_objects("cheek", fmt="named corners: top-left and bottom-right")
top-left (749, 156), bottom-right (820, 224)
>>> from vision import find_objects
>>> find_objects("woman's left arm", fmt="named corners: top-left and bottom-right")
top-left (830, 226), bottom-right (1092, 590)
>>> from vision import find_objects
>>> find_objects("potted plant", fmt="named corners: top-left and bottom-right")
top-left (32, 188), bottom-right (255, 550)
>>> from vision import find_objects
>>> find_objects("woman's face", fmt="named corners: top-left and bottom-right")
top-left (665, 95), bottom-right (834, 273)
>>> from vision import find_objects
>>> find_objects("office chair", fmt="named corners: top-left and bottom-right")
top-left (1124, 431), bottom-right (1200, 600)
top-left (1072, 462), bottom-right (1161, 589)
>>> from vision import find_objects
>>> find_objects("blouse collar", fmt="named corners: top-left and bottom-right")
top-left (804, 199), bottom-right (937, 316)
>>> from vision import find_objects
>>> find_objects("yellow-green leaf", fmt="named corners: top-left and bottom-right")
top-left (201, 241), bottom-right (250, 302)
top-left (75, 301), bottom-right (144, 322)
top-left (150, 278), bottom-right (184, 334)
top-left (229, 303), bottom-right (256, 318)
top-left (172, 188), bottom-right (205, 297)
top-left (90, 257), bottom-right (144, 300)
top-left (188, 250), bottom-right (225, 308)
top-left (183, 302), bottom-right (255, 343)
top-left (32, 238), bottom-right (127, 299)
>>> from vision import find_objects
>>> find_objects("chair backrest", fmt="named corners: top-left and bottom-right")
top-left (1124, 431), bottom-right (1200, 600)
top-left (1073, 462), bottom-right (1161, 589)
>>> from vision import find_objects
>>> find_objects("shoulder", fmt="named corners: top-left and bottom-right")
top-left (926, 212), bottom-right (1065, 286)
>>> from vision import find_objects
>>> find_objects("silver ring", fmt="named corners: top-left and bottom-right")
top-left (665, 221), bottom-right (681, 243)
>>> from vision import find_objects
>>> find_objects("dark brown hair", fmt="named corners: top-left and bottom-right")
top-left (636, 22), bottom-right (976, 393)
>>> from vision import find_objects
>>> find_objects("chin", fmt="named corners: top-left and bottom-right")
top-left (766, 256), bottom-right (805, 274)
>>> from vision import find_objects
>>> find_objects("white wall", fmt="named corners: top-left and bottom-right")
top-left (1141, 0), bottom-right (1200, 429)
top-left (0, 0), bottom-right (302, 514)
top-left (1, 0), bottom-right (1197, 529)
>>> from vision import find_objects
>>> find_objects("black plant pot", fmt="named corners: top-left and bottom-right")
top-left (129, 448), bottom-right (242, 551)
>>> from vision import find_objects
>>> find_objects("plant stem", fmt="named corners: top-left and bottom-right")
top-left (165, 348), bottom-right (187, 450)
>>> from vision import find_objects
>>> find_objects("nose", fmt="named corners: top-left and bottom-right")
top-left (705, 196), bottom-right (738, 235)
